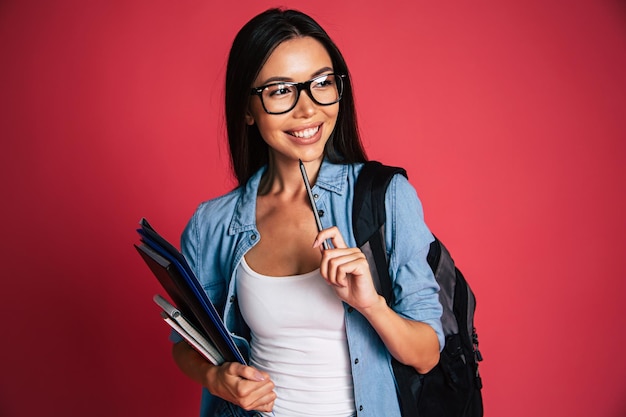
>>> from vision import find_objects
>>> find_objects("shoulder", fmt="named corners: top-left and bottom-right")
top-left (385, 170), bottom-right (424, 215)
top-left (187, 187), bottom-right (242, 228)
top-left (180, 186), bottom-right (251, 285)
top-left (181, 186), bottom-right (250, 254)
top-left (193, 187), bottom-right (243, 221)
top-left (382, 168), bottom-right (433, 253)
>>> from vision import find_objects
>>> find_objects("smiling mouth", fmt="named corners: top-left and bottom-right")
top-left (289, 125), bottom-right (320, 139)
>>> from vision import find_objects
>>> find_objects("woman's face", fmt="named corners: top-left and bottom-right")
top-left (246, 36), bottom-right (339, 165)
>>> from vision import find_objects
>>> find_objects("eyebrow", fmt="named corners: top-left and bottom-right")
top-left (257, 66), bottom-right (334, 86)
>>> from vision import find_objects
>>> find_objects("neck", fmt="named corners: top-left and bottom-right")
top-left (258, 154), bottom-right (323, 196)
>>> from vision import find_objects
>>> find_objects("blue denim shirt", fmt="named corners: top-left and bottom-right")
top-left (179, 159), bottom-right (444, 417)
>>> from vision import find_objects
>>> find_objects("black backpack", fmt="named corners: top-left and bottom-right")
top-left (352, 161), bottom-right (484, 417)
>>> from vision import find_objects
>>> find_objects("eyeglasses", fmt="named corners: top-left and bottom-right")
top-left (250, 73), bottom-right (346, 115)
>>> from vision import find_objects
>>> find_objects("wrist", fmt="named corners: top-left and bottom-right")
top-left (357, 293), bottom-right (388, 318)
top-left (201, 360), bottom-right (218, 390)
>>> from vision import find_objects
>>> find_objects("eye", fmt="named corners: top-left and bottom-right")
top-left (312, 74), bottom-right (335, 89)
top-left (266, 83), bottom-right (295, 98)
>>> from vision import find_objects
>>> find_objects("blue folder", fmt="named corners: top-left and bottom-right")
top-left (135, 218), bottom-right (245, 364)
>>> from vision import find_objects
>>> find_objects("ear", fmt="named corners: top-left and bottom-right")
top-left (245, 110), bottom-right (255, 126)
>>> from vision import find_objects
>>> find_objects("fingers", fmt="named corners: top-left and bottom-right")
top-left (217, 363), bottom-right (276, 412)
top-left (320, 248), bottom-right (368, 287)
top-left (235, 363), bottom-right (269, 382)
top-left (241, 387), bottom-right (276, 413)
top-left (312, 226), bottom-right (369, 286)
top-left (313, 226), bottom-right (347, 249)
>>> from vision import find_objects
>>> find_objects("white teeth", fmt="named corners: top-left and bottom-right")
top-left (291, 126), bottom-right (319, 139)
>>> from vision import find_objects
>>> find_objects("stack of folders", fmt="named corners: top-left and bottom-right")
top-left (134, 218), bottom-right (246, 366)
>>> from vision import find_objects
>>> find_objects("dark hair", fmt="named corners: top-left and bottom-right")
top-left (225, 8), bottom-right (367, 186)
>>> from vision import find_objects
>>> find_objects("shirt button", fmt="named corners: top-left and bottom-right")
top-left (250, 233), bottom-right (257, 241)
top-left (313, 193), bottom-right (319, 200)
top-left (359, 405), bottom-right (363, 411)
top-left (317, 209), bottom-right (324, 217)
top-left (229, 295), bottom-right (236, 303)
top-left (354, 358), bottom-right (359, 364)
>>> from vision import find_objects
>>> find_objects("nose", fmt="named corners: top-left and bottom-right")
top-left (292, 88), bottom-right (316, 118)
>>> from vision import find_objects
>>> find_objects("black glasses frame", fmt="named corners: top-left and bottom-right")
top-left (250, 73), bottom-right (346, 115)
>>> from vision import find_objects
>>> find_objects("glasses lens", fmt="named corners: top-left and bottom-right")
top-left (261, 83), bottom-right (297, 114)
top-left (309, 74), bottom-right (342, 105)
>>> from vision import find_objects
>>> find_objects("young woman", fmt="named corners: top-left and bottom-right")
top-left (172, 8), bottom-right (444, 417)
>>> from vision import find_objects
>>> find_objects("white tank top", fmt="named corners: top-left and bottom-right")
top-left (237, 257), bottom-right (355, 417)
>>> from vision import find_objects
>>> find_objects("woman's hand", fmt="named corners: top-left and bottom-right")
top-left (313, 228), bottom-right (440, 373)
top-left (206, 362), bottom-right (276, 413)
top-left (313, 226), bottom-right (383, 311)
top-left (172, 342), bottom-right (276, 413)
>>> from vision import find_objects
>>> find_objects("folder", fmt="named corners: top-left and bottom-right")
top-left (134, 218), bottom-right (246, 364)
top-left (154, 294), bottom-right (224, 365)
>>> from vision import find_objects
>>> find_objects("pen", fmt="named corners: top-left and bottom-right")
top-left (298, 159), bottom-right (330, 250)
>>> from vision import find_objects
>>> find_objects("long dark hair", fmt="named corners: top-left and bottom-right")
top-left (225, 8), bottom-right (367, 187)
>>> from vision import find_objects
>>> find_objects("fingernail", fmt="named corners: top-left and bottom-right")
top-left (253, 371), bottom-right (265, 381)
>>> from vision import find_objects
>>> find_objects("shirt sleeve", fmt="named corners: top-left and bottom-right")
top-left (385, 174), bottom-right (445, 351)
top-left (168, 209), bottom-right (201, 344)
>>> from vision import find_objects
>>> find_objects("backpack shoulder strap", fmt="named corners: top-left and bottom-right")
top-left (353, 161), bottom-right (407, 304)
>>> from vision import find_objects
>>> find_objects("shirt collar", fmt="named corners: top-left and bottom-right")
top-left (228, 158), bottom-right (348, 235)
top-left (315, 158), bottom-right (348, 195)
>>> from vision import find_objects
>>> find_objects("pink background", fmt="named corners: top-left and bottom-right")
top-left (1, 0), bottom-right (625, 416)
